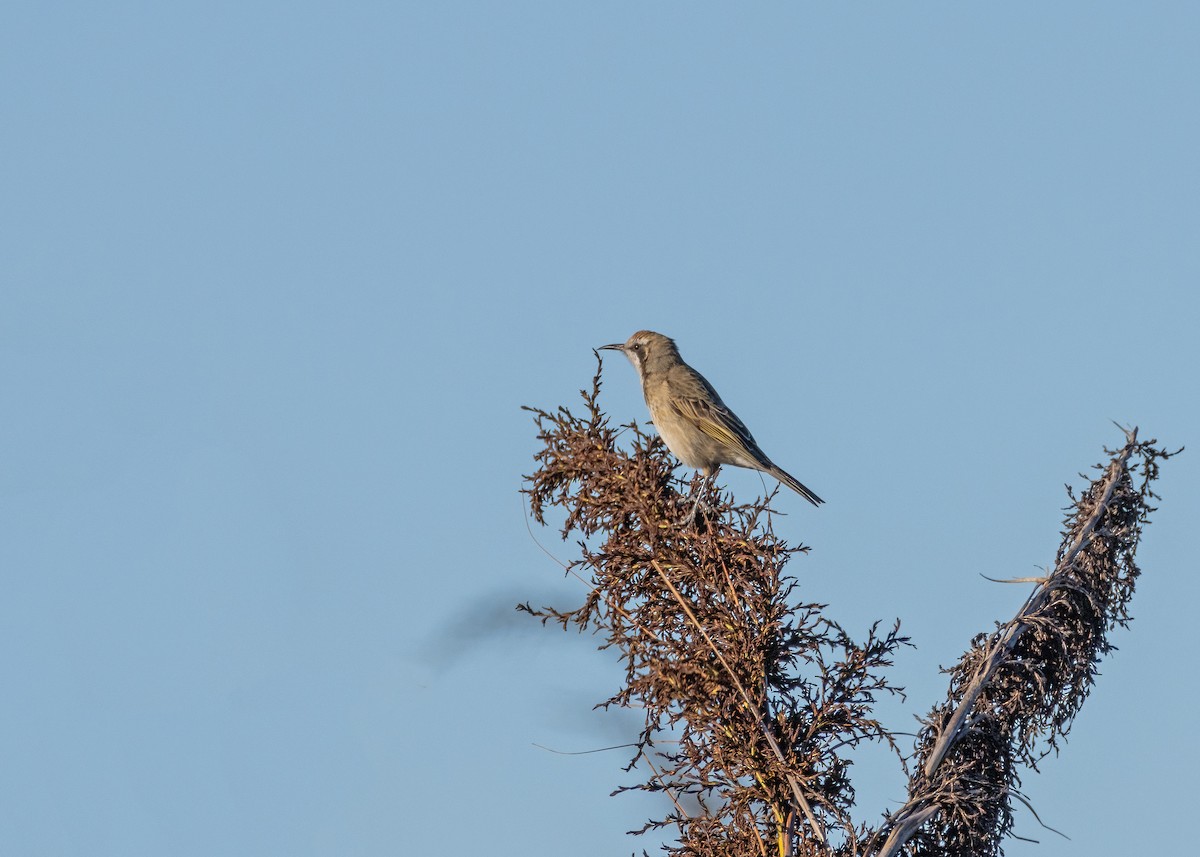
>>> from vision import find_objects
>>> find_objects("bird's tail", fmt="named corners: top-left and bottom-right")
top-left (768, 464), bottom-right (824, 507)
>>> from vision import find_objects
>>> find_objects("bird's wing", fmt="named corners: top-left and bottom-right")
top-left (671, 393), bottom-right (756, 451)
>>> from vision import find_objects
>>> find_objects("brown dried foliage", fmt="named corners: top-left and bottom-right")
top-left (874, 429), bottom-right (1177, 857)
top-left (521, 359), bottom-right (1174, 857)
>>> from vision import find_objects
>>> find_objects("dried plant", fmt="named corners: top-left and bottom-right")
top-left (871, 422), bottom-right (1177, 857)
top-left (521, 357), bottom-right (1175, 857)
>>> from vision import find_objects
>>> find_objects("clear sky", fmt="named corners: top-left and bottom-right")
top-left (3, 3), bottom-right (1197, 855)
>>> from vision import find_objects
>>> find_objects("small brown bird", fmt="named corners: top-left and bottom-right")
top-left (600, 330), bottom-right (823, 514)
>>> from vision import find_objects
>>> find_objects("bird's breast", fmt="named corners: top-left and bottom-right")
top-left (644, 393), bottom-right (715, 471)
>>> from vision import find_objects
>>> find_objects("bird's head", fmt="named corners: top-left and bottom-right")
top-left (599, 330), bottom-right (680, 376)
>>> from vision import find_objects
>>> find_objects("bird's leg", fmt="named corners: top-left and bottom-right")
top-left (681, 469), bottom-right (716, 525)
top-left (682, 488), bottom-right (704, 525)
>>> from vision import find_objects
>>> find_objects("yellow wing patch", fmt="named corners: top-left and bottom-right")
top-left (673, 397), bottom-right (743, 448)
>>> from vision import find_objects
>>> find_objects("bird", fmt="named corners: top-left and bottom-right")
top-left (599, 330), bottom-right (823, 519)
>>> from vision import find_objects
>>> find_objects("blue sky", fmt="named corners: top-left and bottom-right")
top-left (3, 3), bottom-right (1197, 855)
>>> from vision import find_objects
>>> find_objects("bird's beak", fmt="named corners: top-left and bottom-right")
top-left (598, 343), bottom-right (625, 352)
